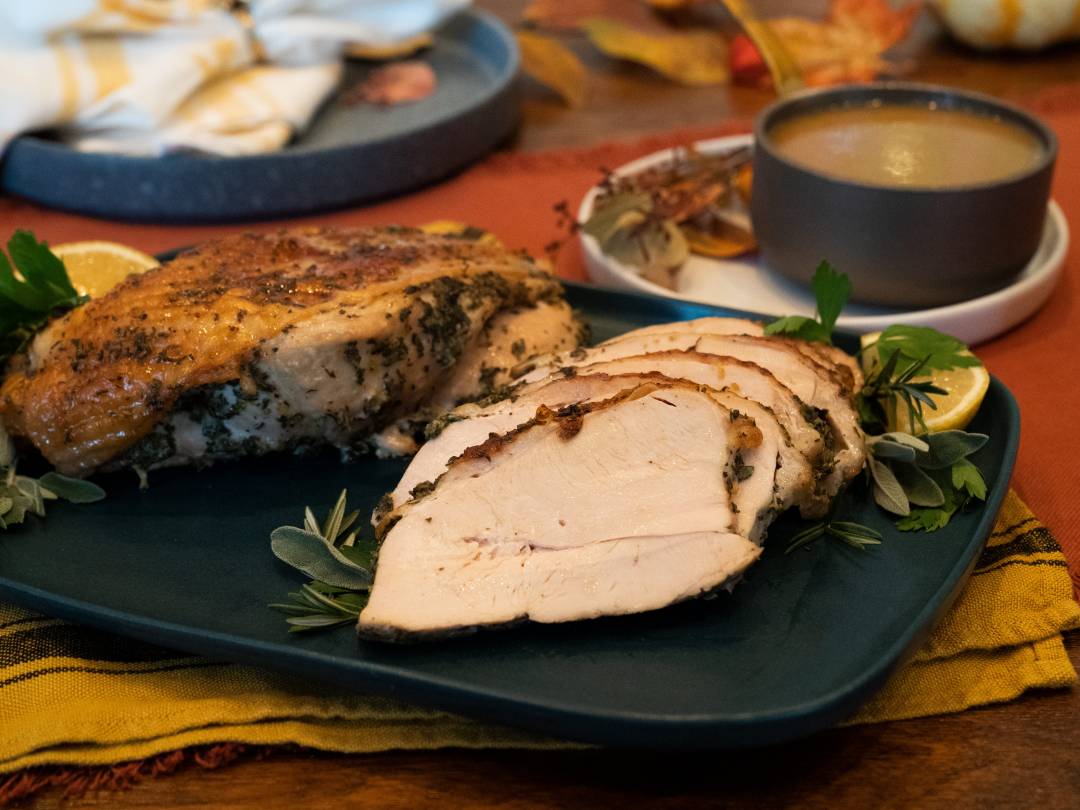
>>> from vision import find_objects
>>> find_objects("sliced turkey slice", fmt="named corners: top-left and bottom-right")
top-left (385, 371), bottom-right (673, 518)
top-left (603, 316), bottom-right (764, 343)
top-left (522, 333), bottom-right (864, 496)
top-left (359, 383), bottom-right (763, 639)
top-left (551, 351), bottom-right (826, 469)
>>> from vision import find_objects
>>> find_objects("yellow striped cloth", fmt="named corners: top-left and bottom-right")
top-left (0, 490), bottom-right (1076, 772)
top-left (0, 0), bottom-right (468, 156)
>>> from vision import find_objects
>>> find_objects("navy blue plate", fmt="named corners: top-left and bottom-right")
top-left (0, 10), bottom-right (518, 223)
top-left (0, 283), bottom-right (1019, 749)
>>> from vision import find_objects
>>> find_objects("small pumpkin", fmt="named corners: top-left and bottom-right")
top-left (933, 0), bottom-right (1080, 50)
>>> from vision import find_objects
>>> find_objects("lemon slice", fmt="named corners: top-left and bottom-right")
top-left (52, 241), bottom-right (158, 298)
top-left (860, 332), bottom-right (990, 434)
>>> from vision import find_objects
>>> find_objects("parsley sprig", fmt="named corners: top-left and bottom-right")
top-left (0, 233), bottom-right (104, 528)
top-left (0, 231), bottom-right (87, 364)
top-left (763, 260), bottom-right (851, 345)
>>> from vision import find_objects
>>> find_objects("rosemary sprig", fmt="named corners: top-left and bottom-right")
top-left (786, 519), bottom-right (883, 554)
top-left (857, 349), bottom-right (948, 434)
top-left (269, 581), bottom-right (366, 633)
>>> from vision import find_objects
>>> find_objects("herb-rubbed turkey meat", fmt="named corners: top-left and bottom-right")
top-left (0, 227), bottom-right (585, 476)
top-left (359, 382), bottom-right (764, 640)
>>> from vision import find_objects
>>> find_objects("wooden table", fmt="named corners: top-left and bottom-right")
top-left (26, 2), bottom-right (1080, 806)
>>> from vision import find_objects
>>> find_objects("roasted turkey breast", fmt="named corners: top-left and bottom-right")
top-left (0, 227), bottom-right (585, 476)
top-left (362, 317), bottom-right (868, 639)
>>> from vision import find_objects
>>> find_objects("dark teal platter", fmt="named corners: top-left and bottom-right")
top-left (0, 284), bottom-right (1019, 749)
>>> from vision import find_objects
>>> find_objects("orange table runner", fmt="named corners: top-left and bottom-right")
top-left (0, 108), bottom-right (1077, 596)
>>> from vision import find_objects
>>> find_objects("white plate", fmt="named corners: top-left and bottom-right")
top-left (578, 135), bottom-right (1069, 345)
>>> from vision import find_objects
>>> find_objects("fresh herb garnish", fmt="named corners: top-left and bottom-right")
top-left (0, 421), bottom-right (105, 529)
top-left (764, 260), bottom-right (851, 345)
top-left (769, 264), bottom-right (991, 547)
top-left (786, 519), bottom-right (882, 554)
top-left (269, 490), bottom-right (376, 633)
top-left (0, 231), bottom-right (86, 364)
top-left (857, 325), bottom-right (982, 433)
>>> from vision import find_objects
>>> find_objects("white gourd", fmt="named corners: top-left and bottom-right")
top-left (933, 0), bottom-right (1080, 49)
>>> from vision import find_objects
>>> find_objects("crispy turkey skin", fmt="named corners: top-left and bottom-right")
top-left (0, 227), bottom-right (585, 476)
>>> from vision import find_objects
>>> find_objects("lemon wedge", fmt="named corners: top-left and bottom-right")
top-left (52, 241), bottom-right (158, 298)
top-left (419, 221), bottom-right (504, 248)
top-left (860, 331), bottom-right (990, 434)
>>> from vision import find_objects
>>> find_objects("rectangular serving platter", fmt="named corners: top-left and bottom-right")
top-left (0, 283), bottom-right (1019, 749)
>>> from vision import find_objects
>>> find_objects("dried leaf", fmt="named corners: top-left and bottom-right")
top-left (683, 219), bottom-right (756, 258)
top-left (590, 204), bottom-right (689, 289)
top-left (734, 162), bottom-right (752, 204)
top-left (582, 18), bottom-right (730, 86)
top-left (517, 31), bottom-right (588, 108)
top-left (344, 61), bottom-right (436, 106)
top-left (525, 0), bottom-right (663, 31)
top-left (733, 0), bottom-right (921, 88)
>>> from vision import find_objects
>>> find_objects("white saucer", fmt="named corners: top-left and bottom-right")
top-left (578, 135), bottom-right (1069, 345)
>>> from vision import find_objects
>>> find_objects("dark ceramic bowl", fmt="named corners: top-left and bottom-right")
top-left (751, 83), bottom-right (1057, 308)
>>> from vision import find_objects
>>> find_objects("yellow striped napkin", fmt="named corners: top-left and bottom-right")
top-left (0, 0), bottom-right (469, 156)
top-left (0, 490), bottom-right (1075, 773)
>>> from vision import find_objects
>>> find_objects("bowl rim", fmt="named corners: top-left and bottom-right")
top-left (753, 81), bottom-right (1059, 195)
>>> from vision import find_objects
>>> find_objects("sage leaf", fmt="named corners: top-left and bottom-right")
top-left (870, 458), bottom-right (910, 516)
top-left (892, 463), bottom-right (945, 507)
top-left (270, 526), bottom-right (372, 591)
top-left (36, 472), bottom-right (106, 504)
top-left (878, 432), bottom-right (930, 452)
top-left (869, 438), bottom-right (917, 463)
top-left (14, 476), bottom-right (46, 516)
top-left (917, 430), bottom-right (988, 469)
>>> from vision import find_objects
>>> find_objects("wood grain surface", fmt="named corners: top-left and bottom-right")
top-left (20, 1), bottom-right (1080, 806)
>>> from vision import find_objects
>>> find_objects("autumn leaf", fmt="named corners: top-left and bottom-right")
top-left (524, 0), bottom-right (664, 31)
top-left (646, 0), bottom-right (710, 8)
top-left (517, 31), bottom-right (588, 107)
top-left (731, 0), bottom-right (922, 88)
top-left (582, 18), bottom-right (730, 85)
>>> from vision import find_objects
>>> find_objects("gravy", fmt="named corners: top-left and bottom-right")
top-left (768, 105), bottom-right (1043, 188)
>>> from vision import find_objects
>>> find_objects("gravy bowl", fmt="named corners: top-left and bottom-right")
top-left (751, 83), bottom-right (1057, 308)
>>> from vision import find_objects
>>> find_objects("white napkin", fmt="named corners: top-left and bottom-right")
top-left (0, 0), bottom-right (470, 157)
